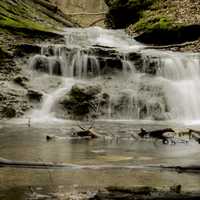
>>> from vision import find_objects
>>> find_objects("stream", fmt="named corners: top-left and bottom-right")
top-left (1, 27), bottom-right (200, 199)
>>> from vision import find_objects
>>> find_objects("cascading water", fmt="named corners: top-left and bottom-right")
top-left (157, 52), bottom-right (200, 120)
top-left (29, 27), bottom-right (200, 122)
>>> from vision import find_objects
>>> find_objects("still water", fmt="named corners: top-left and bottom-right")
top-left (0, 120), bottom-right (200, 199)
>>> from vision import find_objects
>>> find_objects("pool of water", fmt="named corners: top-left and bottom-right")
top-left (0, 120), bottom-right (200, 199)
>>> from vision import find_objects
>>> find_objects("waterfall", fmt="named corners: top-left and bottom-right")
top-left (29, 27), bottom-right (200, 122)
top-left (30, 78), bottom-right (77, 121)
top-left (158, 52), bottom-right (200, 120)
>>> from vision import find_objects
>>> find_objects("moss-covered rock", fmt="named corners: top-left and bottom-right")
top-left (105, 0), bottom-right (200, 45)
top-left (60, 83), bottom-right (102, 120)
top-left (0, 0), bottom-right (74, 34)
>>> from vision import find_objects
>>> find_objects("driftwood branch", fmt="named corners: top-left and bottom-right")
top-left (71, 121), bottom-right (99, 139)
top-left (138, 128), bottom-right (175, 144)
top-left (72, 128), bottom-right (99, 139)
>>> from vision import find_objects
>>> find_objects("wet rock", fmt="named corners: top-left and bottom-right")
top-left (0, 85), bottom-right (30, 119)
top-left (46, 135), bottom-right (56, 141)
top-left (60, 83), bottom-right (102, 119)
top-left (70, 84), bottom-right (102, 99)
top-left (108, 82), bottom-right (167, 120)
top-left (98, 57), bottom-right (123, 74)
top-left (27, 90), bottom-right (43, 102)
top-left (31, 55), bottom-right (62, 75)
top-left (135, 24), bottom-right (200, 45)
top-left (41, 45), bottom-right (56, 56)
top-left (30, 45), bottom-right (145, 77)
top-left (0, 47), bottom-right (12, 59)
top-left (14, 44), bottom-right (41, 57)
top-left (13, 76), bottom-right (29, 87)
top-left (1, 105), bottom-right (17, 118)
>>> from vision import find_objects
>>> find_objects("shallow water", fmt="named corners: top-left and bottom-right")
top-left (0, 120), bottom-right (200, 199)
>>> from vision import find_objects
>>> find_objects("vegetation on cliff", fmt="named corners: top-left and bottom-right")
top-left (105, 0), bottom-right (200, 46)
top-left (0, 0), bottom-right (76, 118)
top-left (0, 0), bottom-right (75, 53)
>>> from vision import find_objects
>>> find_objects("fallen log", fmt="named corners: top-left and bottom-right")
top-left (72, 128), bottom-right (99, 139)
top-left (72, 122), bottom-right (100, 139)
top-left (138, 128), bottom-right (175, 144)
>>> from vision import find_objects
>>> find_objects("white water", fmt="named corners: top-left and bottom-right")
top-left (29, 27), bottom-right (200, 123)
top-left (156, 52), bottom-right (200, 120)
top-left (30, 78), bottom-right (77, 122)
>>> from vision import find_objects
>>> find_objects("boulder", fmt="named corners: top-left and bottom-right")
top-left (60, 83), bottom-right (102, 119)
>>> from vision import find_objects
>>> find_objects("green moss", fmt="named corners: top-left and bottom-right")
top-left (133, 15), bottom-right (175, 32)
top-left (0, 0), bottom-right (67, 37)
top-left (0, 8), bottom-right (53, 33)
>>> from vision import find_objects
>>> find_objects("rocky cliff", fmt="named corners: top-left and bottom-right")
top-left (105, 0), bottom-right (200, 49)
top-left (0, 0), bottom-right (76, 118)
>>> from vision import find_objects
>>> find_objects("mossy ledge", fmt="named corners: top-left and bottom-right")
top-left (0, 0), bottom-right (77, 119)
top-left (0, 0), bottom-right (77, 54)
top-left (105, 0), bottom-right (200, 46)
